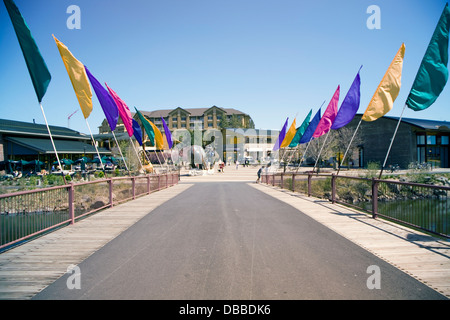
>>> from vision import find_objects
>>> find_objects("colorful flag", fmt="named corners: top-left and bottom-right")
top-left (161, 117), bottom-right (173, 149)
top-left (105, 84), bottom-right (134, 137)
top-left (313, 86), bottom-right (340, 138)
top-left (299, 108), bottom-right (321, 144)
top-left (149, 120), bottom-right (164, 150)
top-left (331, 69), bottom-right (361, 130)
top-left (289, 109), bottom-right (312, 148)
top-left (406, 4), bottom-right (450, 111)
top-left (85, 67), bottom-right (119, 131)
top-left (362, 43), bottom-right (405, 121)
top-left (272, 118), bottom-right (289, 151)
top-left (53, 35), bottom-right (93, 119)
top-left (3, 0), bottom-right (51, 102)
top-left (280, 118), bottom-right (297, 148)
top-left (135, 108), bottom-right (156, 146)
top-left (132, 119), bottom-right (143, 146)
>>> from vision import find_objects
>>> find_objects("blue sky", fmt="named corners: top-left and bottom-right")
top-left (1, 0), bottom-right (449, 134)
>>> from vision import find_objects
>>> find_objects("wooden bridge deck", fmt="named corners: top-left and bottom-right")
top-left (0, 167), bottom-right (449, 299)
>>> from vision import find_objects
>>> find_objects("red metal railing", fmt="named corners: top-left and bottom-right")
top-left (262, 172), bottom-right (450, 239)
top-left (0, 173), bottom-right (179, 252)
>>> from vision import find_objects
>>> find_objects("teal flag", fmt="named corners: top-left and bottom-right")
top-left (135, 107), bottom-right (155, 146)
top-left (406, 3), bottom-right (450, 111)
top-left (3, 0), bottom-right (51, 102)
top-left (289, 109), bottom-right (312, 148)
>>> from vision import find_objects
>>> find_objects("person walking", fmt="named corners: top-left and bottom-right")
top-left (256, 166), bottom-right (264, 183)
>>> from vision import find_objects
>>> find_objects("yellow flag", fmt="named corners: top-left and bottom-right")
top-left (362, 43), bottom-right (405, 122)
top-left (280, 118), bottom-right (297, 148)
top-left (53, 35), bottom-right (92, 119)
top-left (149, 120), bottom-right (164, 150)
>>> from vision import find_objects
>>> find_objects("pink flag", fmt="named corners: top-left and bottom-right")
top-left (312, 85), bottom-right (340, 138)
top-left (105, 83), bottom-right (134, 137)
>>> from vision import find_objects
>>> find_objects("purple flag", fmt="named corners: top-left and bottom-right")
top-left (161, 117), bottom-right (173, 149)
top-left (85, 66), bottom-right (119, 131)
top-left (331, 68), bottom-right (361, 130)
top-left (273, 118), bottom-right (289, 151)
top-left (132, 118), bottom-right (143, 146)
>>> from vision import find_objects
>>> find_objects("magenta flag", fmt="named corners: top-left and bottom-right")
top-left (313, 86), bottom-right (340, 138)
top-left (105, 83), bottom-right (134, 137)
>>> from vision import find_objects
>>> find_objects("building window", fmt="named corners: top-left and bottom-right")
top-left (417, 135), bottom-right (425, 145)
top-left (427, 135), bottom-right (436, 145)
top-left (442, 136), bottom-right (449, 145)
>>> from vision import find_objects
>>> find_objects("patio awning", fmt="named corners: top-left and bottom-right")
top-left (5, 137), bottom-right (111, 155)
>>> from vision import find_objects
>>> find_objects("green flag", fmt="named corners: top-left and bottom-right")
top-left (3, 0), bottom-right (51, 102)
top-left (406, 3), bottom-right (450, 111)
top-left (135, 107), bottom-right (155, 146)
top-left (289, 109), bottom-right (312, 148)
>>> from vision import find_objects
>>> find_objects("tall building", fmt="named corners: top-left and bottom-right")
top-left (98, 105), bottom-right (254, 135)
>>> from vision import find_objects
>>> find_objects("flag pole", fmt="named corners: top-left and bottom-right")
top-left (159, 147), bottom-right (171, 173)
top-left (295, 140), bottom-right (312, 173)
top-left (140, 143), bottom-right (153, 171)
top-left (312, 130), bottom-right (331, 173)
top-left (129, 136), bottom-right (145, 174)
top-left (379, 104), bottom-right (407, 179)
top-left (85, 118), bottom-right (106, 176)
top-left (39, 103), bottom-right (67, 184)
top-left (153, 149), bottom-right (164, 172)
top-left (112, 131), bottom-right (130, 175)
top-left (337, 117), bottom-right (363, 175)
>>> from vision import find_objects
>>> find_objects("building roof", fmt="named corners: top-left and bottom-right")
top-left (354, 114), bottom-right (450, 132)
top-left (136, 106), bottom-right (248, 118)
top-left (0, 118), bottom-right (90, 140)
top-left (5, 136), bottom-right (110, 154)
top-left (390, 117), bottom-right (450, 131)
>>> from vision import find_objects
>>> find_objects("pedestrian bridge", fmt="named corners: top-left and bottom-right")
top-left (0, 167), bottom-right (448, 300)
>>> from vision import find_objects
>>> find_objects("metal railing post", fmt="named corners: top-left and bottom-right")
top-left (109, 178), bottom-right (113, 207)
top-left (68, 183), bottom-right (75, 225)
top-left (331, 174), bottom-right (336, 203)
top-left (372, 178), bottom-right (379, 219)
top-left (308, 173), bottom-right (312, 197)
